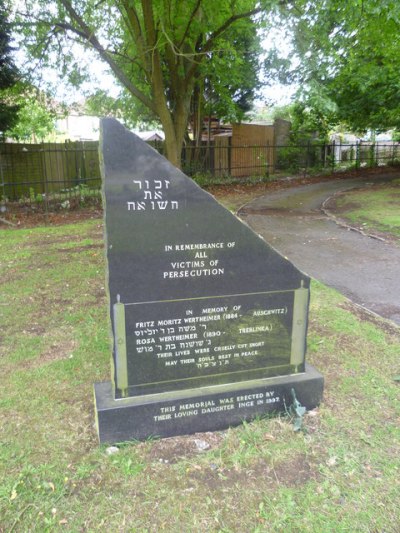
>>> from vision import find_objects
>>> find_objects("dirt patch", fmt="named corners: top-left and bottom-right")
top-left (22, 323), bottom-right (47, 336)
top-left (0, 270), bottom-right (24, 285)
top-left (90, 288), bottom-right (107, 306)
top-left (25, 339), bottom-right (77, 370)
top-left (272, 453), bottom-right (318, 486)
top-left (209, 167), bottom-right (400, 204)
top-left (142, 427), bottom-right (320, 491)
top-left (187, 452), bottom-right (319, 491)
top-left (15, 327), bottom-right (79, 373)
top-left (56, 243), bottom-right (103, 253)
top-left (0, 207), bottom-right (102, 229)
top-left (30, 232), bottom-right (101, 246)
top-left (144, 431), bottom-right (225, 464)
top-left (328, 200), bottom-right (361, 214)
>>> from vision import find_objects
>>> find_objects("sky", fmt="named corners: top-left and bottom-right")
top-left (258, 26), bottom-right (298, 106)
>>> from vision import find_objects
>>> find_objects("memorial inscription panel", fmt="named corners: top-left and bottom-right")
top-left (94, 119), bottom-right (323, 443)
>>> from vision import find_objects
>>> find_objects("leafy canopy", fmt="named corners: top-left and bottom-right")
top-left (280, 0), bottom-right (400, 133)
top-left (0, 3), bottom-right (20, 133)
top-left (13, 0), bottom-right (279, 164)
top-left (3, 84), bottom-right (56, 141)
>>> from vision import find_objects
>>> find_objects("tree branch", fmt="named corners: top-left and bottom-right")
top-left (178, 0), bottom-right (202, 49)
top-left (59, 0), bottom-right (156, 113)
top-left (184, 7), bottom-right (263, 90)
top-left (120, 3), bottom-right (152, 82)
top-left (203, 8), bottom-right (263, 54)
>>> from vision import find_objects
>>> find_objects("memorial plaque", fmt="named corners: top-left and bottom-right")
top-left (94, 119), bottom-right (323, 443)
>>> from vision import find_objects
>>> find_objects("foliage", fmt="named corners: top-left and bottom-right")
top-left (270, 101), bottom-right (333, 172)
top-left (191, 18), bottom-right (262, 143)
top-left (280, 0), bottom-right (400, 133)
top-left (83, 91), bottom-right (123, 120)
top-left (13, 0), bottom-right (277, 165)
top-left (391, 130), bottom-right (400, 143)
top-left (0, 2), bottom-right (20, 133)
top-left (84, 89), bottom-right (159, 130)
top-left (4, 84), bottom-right (57, 141)
top-left (275, 101), bottom-right (333, 144)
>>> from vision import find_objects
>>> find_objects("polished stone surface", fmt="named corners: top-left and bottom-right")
top-left (101, 119), bottom-right (310, 398)
top-left (94, 119), bottom-right (322, 442)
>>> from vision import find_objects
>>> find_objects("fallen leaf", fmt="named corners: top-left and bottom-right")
top-left (327, 456), bottom-right (337, 467)
top-left (263, 434), bottom-right (276, 441)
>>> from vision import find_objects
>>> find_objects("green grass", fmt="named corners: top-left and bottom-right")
top-left (335, 182), bottom-right (400, 239)
top-left (0, 219), bottom-right (399, 532)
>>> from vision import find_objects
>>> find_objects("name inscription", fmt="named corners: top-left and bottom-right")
top-left (119, 291), bottom-right (295, 393)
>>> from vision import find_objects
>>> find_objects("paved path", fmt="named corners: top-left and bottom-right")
top-left (239, 175), bottom-right (400, 325)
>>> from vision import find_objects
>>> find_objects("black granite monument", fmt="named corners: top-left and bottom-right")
top-left (94, 119), bottom-right (323, 443)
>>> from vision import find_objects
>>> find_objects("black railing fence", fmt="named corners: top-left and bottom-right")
top-left (1, 140), bottom-right (399, 212)
top-left (181, 140), bottom-right (400, 177)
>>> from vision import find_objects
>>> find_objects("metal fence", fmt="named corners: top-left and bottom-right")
top-left (181, 140), bottom-right (400, 177)
top-left (1, 140), bottom-right (399, 214)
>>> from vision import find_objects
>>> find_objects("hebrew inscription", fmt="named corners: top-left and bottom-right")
top-left (127, 179), bottom-right (179, 211)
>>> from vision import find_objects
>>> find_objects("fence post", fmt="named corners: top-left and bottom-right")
top-left (228, 136), bottom-right (231, 176)
top-left (369, 143), bottom-right (375, 168)
top-left (0, 150), bottom-right (5, 212)
top-left (304, 140), bottom-right (310, 176)
top-left (331, 140), bottom-right (336, 172)
top-left (41, 142), bottom-right (49, 225)
top-left (356, 141), bottom-right (360, 169)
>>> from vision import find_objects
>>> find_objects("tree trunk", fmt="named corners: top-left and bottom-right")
top-left (158, 94), bottom-right (192, 170)
top-left (164, 131), bottom-right (181, 169)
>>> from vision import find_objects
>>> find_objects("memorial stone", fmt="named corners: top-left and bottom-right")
top-left (94, 118), bottom-right (324, 443)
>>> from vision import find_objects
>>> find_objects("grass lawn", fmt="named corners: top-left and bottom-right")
top-left (332, 181), bottom-right (400, 241)
top-left (0, 204), bottom-right (399, 531)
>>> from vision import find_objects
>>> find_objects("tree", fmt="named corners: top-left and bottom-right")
top-left (0, 3), bottom-right (20, 134)
top-left (190, 18), bottom-right (262, 145)
top-left (273, 101), bottom-right (334, 144)
top-left (14, 1), bottom-right (278, 166)
top-left (280, 0), bottom-right (400, 133)
top-left (84, 90), bottom-right (161, 131)
top-left (4, 84), bottom-right (56, 141)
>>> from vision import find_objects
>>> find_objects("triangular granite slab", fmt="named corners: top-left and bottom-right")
top-left (94, 119), bottom-right (323, 443)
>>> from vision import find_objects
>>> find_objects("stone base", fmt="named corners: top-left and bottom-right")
top-left (94, 364), bottom-right (323, 444)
